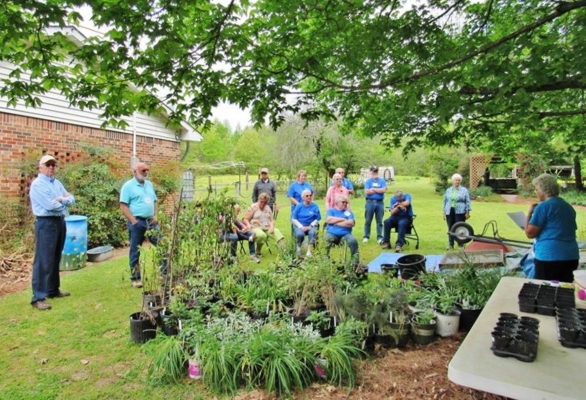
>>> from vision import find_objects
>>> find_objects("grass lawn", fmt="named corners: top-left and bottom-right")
top-left (1, 177), bottom-right (584, 399)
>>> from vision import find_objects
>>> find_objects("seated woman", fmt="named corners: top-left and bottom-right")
top-left (292, 189), bottom-right (321, 257)
top-left (243, 193), bottom-right (285, 256)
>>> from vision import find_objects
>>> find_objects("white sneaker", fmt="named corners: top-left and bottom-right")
top-left (306, 250), bottom-right (312, 258)
top-left (362, 238), bottom-right (369, 243)
top-left (250, 255), bottom-right (260, 263)
top-left (377, 238), bottom-right (383, 245)
top-left (296, 246), bottom-right (302, 256)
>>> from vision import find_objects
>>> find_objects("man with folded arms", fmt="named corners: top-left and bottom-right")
top-left (29, 155), bottom-right (75, 310)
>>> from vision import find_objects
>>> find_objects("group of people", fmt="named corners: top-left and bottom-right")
top-left (28, 155), bottom-right (581, 311)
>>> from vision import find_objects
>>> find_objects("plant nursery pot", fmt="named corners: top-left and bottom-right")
top-left (160, 309), bottom-right (179, 336)
top-left (381, 263), bottom-right (399, 277)
top-left (188, 358), bottom-right (202, 380)
top-left (143, 290), bottom-right (163, 311)
top-left (386, 322), bottom-right (411, 348)
top-left (396, 254), bottom-right (426, 280)
top-left (458, 307), bottom-right (483, 332)
top-left (411, 321), bottom-right (437, 345)
top-left (129, 312), bottom-right (157, 344)
top-left (435, 309), bottom-right (461, 337)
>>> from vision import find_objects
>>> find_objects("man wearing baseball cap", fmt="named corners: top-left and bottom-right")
top-left (252, 167), bottom-right (277, 211)
top-left (363, 166), bottom-right (387, 243)
top-left (29, 154), bottom-right (75, 310)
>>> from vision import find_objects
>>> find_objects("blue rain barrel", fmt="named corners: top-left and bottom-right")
top-left (60, 215), bottom-right (88, 271)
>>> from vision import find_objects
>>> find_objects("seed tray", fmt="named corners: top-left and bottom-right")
top-left (517, 283), bottom-right (575, 315)
top-left (491, 313), bottom-right (539, 363)
top-left (555, 308), bottom-right (586, 349)
top-left (490, 346), bottom-right (537, 362)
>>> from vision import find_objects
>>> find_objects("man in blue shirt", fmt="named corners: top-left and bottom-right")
top-left (120, 162), bottom-right (166, 288)
top-left (29, 154), bottom-right (75, 310)
top-left (330, 167), bottom-right (354, 194)
top-left (363, 166), bottom-right (387, 243)
top-left (325, 195), bottom-right (359, 263)
top-left (381, 190), bottom-right (413, 253)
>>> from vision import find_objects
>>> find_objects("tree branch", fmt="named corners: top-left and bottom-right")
top-left (539, 109), bottom-right (586, 119)
top-left (460, 74), bottom-right (586, 96)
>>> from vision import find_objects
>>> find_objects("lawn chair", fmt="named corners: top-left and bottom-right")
top-left (400, 215), bottom-right (420, 250)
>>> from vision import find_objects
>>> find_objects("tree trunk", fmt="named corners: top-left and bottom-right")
top-left (574, 155), bottom-right (584, 192)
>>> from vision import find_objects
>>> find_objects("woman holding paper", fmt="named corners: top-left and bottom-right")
top-left (525, 173), bottom-right (579, 282)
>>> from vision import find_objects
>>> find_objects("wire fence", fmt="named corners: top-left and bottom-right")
top-left (181, 171), bottom-right (294, 202)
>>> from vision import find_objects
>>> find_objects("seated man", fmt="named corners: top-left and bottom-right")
top-left (380, 190), bottom-right (413, 253)
top-left (324, 194), bottom-right (359, 264)
top-left (292, 189), bottom-right (321, 257)
top-left (234, 204), bottom-right (260, 263)
top-left (223, 204), bottom-right (260, 263)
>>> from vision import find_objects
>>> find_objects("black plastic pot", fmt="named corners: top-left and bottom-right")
top-left (381, 263), bottom-right (399, 277)
top-left (458, 307), bottom-right (483, 332)
top-left (130, 312), bottom-right (157, 344)
top-left (143, 291), bottom-right (163, 311)
top-left (411, 321), bottom-right (436, 345)
top-left (160, 309), bottom-right (179, 336)
top-left (396, 254), bottom-right (426, 280)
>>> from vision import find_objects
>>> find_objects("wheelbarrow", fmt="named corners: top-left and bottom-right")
top-left (449, 221), bottom-right (532, 249)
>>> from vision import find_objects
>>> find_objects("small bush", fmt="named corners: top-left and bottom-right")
top-left (470, 186), bottom-right (493, 198)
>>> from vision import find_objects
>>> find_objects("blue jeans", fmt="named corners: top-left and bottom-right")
top-left (364, 200), bottom-right (384, 240)
top-left (293, 225), bottom-right (318, 246)
top-left (31, 217), bottom-right (66, 303)
top-left (127, 218), bottom-right (166, 281)
top-left (325, 232), bottom-right (359, 262)
top-left (382, 216), bottom-right (412, 247)
top-left (220, 232), bottom-right (255, 256)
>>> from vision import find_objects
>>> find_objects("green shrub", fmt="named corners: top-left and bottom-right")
top-left (470, 186), bottom-right (493, 198)
top-left (59, 159), bottom-right (127, 248)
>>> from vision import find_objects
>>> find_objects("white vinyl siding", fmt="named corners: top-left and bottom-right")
top-left (0, 61), bottom-right (181, 142)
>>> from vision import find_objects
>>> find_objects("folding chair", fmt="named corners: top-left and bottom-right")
top-left (397, 215), bottom-right (420, 250)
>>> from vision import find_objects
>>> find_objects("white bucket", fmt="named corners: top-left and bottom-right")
top-left (435, 309), bottom-right (461, 337)
top-left (574, 270), bottom-right (586, 304)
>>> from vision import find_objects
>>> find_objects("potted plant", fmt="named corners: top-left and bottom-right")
top-left (387, 288), bottom-right (411, 348)
top-left (410, 309), bottom-right (437, 345)
top-left (422, 274), bottom-right (461, 337)
top-left (454, 266), bottom-right (504, 331)
top-left (306, 309), bottom-right (336, 337)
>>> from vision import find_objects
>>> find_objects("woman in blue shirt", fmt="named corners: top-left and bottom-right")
top-left (291, 189), bottom-right (321, 257)
top-left (442, 173), bottom-right (471, 250)
top-left (525, 173), bottom-right (579, 283)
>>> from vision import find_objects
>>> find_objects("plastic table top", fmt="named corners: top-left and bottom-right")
top-left (448, 277), bottom-right (586, 400)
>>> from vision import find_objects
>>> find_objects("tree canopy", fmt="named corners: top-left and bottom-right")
top-left (1, 0), bottom-right (585, 153)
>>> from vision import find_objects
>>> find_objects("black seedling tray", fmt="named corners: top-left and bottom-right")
top-left (490, 346), bottom-right (537, 362)
top-left (517, 283), bottom-right (575, 316)
top-left (491, 313), bottom-right (539, 362)
top-left (555, 308), bottom-right (586, 349)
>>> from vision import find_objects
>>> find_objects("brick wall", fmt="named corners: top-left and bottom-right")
top-left (0, 111), bottom-right (181, 200)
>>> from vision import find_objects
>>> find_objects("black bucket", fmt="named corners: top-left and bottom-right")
top-left (396, 254), bottom-right (426, 280)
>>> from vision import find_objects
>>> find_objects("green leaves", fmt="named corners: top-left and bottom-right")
top-left (2, 0), bottom-right (585, 158)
